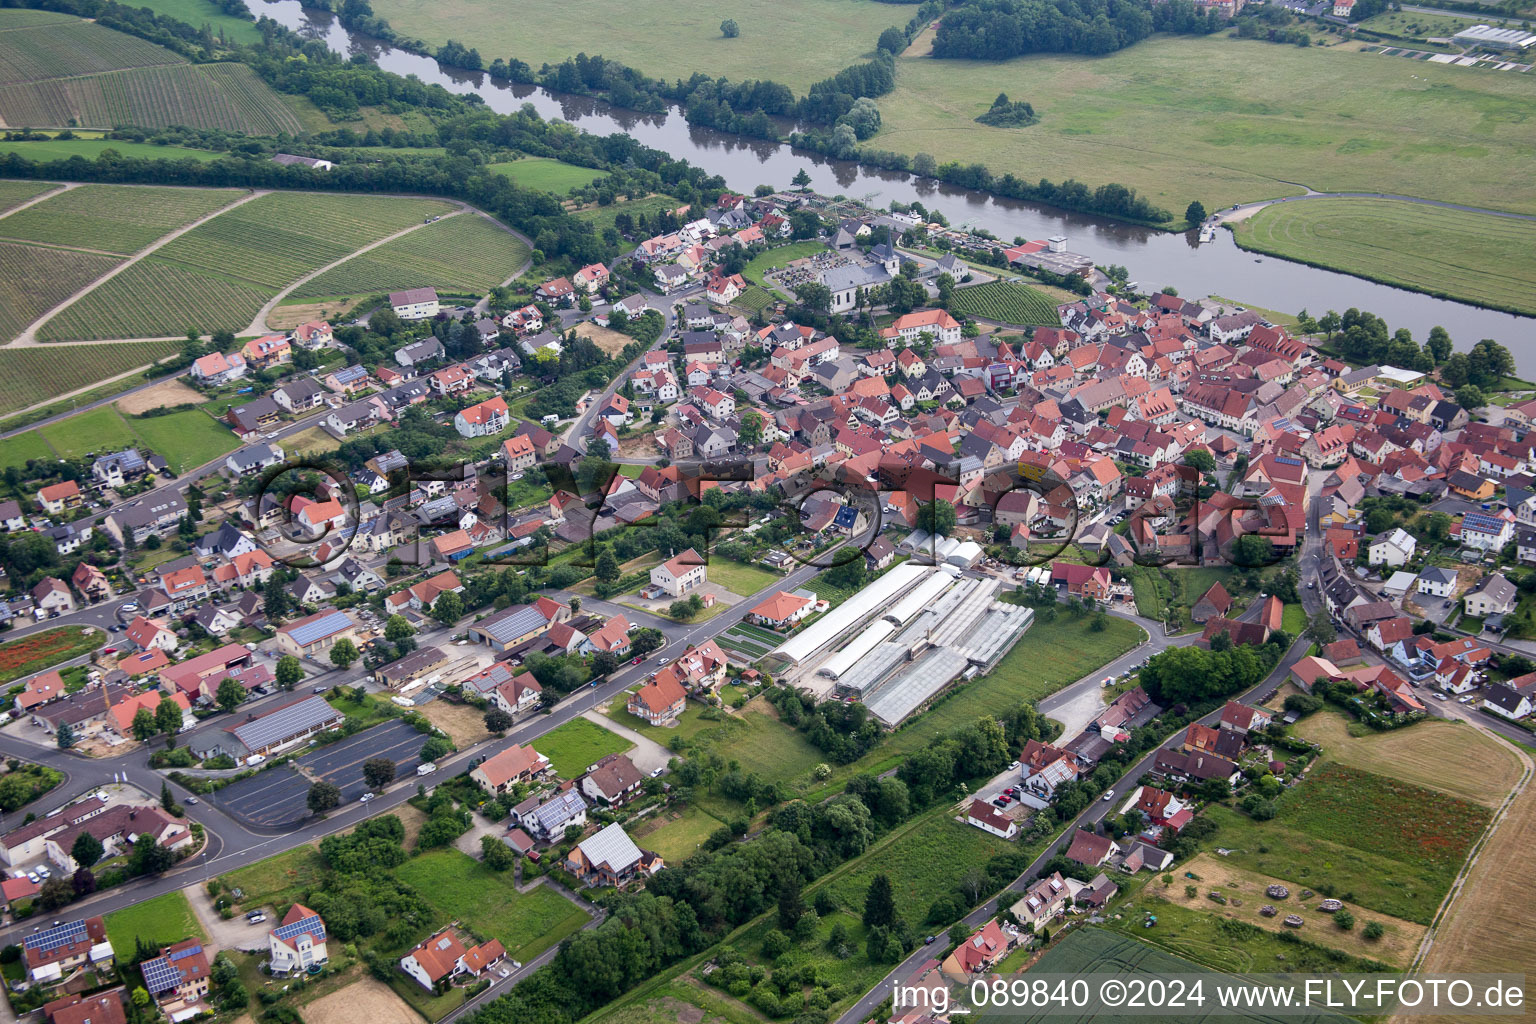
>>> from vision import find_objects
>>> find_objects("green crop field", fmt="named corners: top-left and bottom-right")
top-left (291, 212), bottom-right (530, 301)
top-left (29, 402), bottom-right (235, 471)
top-left (0, 138), bottom-right (222, 162)
top-left (0, 16), bottom-right (184, 85)
top-left (947, 280), bottom-right (1060, 325)
top-left (0, 9), bottom-right (78, 28)
top-left (0, 339), bottom-right (181, 414)
top-left (0, 14), bottom-right (300, 134)
top-left (39, 191), bottom-right (454, 340)
top-left (875, 35), bottom-right (1536, 224)
top-left (103, 892), bottom-right (206, 953)
top-left (1232, 198), bottom-right (1536, 316)
top-left (370, 0), bottom-right (897, 92)
top-left (0, 184), bottom-right (245, 255)
top-left (488, 156), bottom-right (605, 193)
top-left (395, 849), bottom-right (591, 960)
top-left (0, 240), bottom-right (121, 342)
top-left (120, 0), bottom-right (264, 44)
top-left (0, 179), bottom-right (58, 214)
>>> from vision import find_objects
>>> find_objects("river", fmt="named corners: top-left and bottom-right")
top-left (258, 0), bottom-right (1536, 373)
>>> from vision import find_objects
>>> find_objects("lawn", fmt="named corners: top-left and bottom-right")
top-left (395, 849), bottom-right (591, 960)
top-left (742, 240), bottom-right (826, 288)
top-left (112, 0), bottom-right (264, 43)
top-left (1358, 8), bottom-right (1485, 39)
top-left (1231, 198), bottom-right (1536, 316)
top-left (103, 891), bottom-right (206, 952)
top-left (628, 805), bottom-right (727, 863)
top-left (1124, 564), bottom-right (1251, 631)
top-left (0, 626), bottom-right (102, 684)
top-left (0, 425), bottom-right (56, 471)
top-left (703, 558), bottom-right (782, 596)
top-left (488, 157), bottom-right (605, 193)
top-left (220, 845), bottom-right (329, 915)
top-left (127, 408), bottom-right (239, 472)
top-left (572, 195), bottom-right (677, 235)
top-left (606, 694), bottom-right (722, 746)
top-left (369, 0), bottom-right (898, 92)
top-left (875, 34), bottom-right (1536, 223)
top-left (38, 404), bottom-right (127, 459)
top-left (1294, 711), bottom-right (1522, 808)
top-left (535, 717), bottom-right (634, 778)
top-left (1281, 601), bottom-right (1306, 636)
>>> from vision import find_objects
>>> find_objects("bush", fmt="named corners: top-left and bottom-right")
top-left (1362, 920), bottom-right (1384, 940)
top-left (1335, 909), bottom-right (1355, 930)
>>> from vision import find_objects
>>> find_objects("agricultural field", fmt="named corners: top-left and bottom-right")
top-left (0, 626), bottom-right (102, 684)
top-left (488, 156), bottom-right (605, 192)
top-left (0, 240), bottom-right (121, 343)
top-left (0, 137), bottom-right (222, 162)
top-left (0, 339), bottom-right (182, 415)
top-left (102, 891), bottom-right (206, 953)
top-left (0, 179), bottom-right (57, 214)
top-left (947, 280), bottom-right (1060, 325)
top-left (394, 849), bottom-right (591, 960)
top-left (0, 14), bottom-right (184, 84)
top-left (1292, 711), bottom-right (1522, 807)
top-left (291, 212), bottom-right (529, 302)
top-left (39, 191), bottom-right (453, 340)
top-left (535, 717), bottom-right (634, 778)
top-left (875, 34), bottom-right (1536, 223)
top-left (369, 0), bottom-right (897, 92)
top-left (732, 285), bottom-right (775, 313)
top-left (120, 0), bottom-right (264, 44)
top-left (1231, 198), bottom-right (1536, 316)
top-left (0, 184), bottom-right (245, 255)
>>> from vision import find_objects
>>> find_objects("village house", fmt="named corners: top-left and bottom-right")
top-left (564, 822), bottom-right (663, 886)
top-left (268, 905), bottom-right (328, 975)
top-left (471, 743), bottom-right (550, 794)
top-left (389, 287), bottom-right (439, 320)
top-left (628, 672), bottom-right (687, 725)
top-left (579, 753), bottom-right (645, 807)
top-left (649, 548), bottom-right (707, 597)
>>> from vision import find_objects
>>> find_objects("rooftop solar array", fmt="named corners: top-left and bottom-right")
top-left (273, 914), bottom-right (326, 944)
top-left (231, 695), bottom-right (340, 751)
top-left (284, 610), bottom-right (354, 647)
top-left (24, 920), bottom-right (87, 956)
top-left (141, 946), bottom-right (197, 994)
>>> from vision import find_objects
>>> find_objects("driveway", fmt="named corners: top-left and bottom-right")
top-left (580, 709), bottom-right (671, 774)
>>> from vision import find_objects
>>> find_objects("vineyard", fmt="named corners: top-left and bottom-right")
top-left (37, 191), bottom-right (455, 341)
top-left (291, 213), bottom-right (530, 301)
top-left (946, 280), bottom-right (1060, 326)
top-left (0, 184), bottom-right (245, 255)
top-left (37, 258), bottom-right (272, 341)
top-left (0, 17), bottom-right (183, 85)
top-left (0, 62), bottom-right (302, 134)
top-left (0, 339), bottom-right (181, 415)
top-left (0, 179), bottom-right (56, 215)
top-left (0, 240), bottom-right (121, 342)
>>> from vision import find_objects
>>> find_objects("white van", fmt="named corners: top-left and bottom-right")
top-left (416, 762), bottom-right (438, 776)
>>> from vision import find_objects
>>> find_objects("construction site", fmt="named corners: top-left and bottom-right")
top-left (764, 562), bottom-right (1035, 727)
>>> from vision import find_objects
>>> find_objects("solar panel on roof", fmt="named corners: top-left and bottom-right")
top-left (141, 957), bottom-right (183, 993)
top-left (232, 695), bottom-right (339, 751)
top-left (273, 915), bottom-right (326, 943)
top-left (168, 943), bottom-right (203, 961)
top-left (286, 611), bottom-right (353, 647)
top-left (25, 920), bottom-right (87, 955)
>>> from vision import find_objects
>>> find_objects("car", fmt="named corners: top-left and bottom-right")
top-left (992, 797), bottom-right (1008, 807)
top-left (25, 872), bottom-right (38, 884)
top-left (924, 935), bottom-right (936, 945)
top-left (1102, 676), bottom-right (1113, 687)
top-left (313, 686), bottom-right (327, 694)
top-left (656, 655), bottom-right (668, 663)
top-left (102, 647), bottom-right (116, 655)
top-left (1434, 692), bottom-right (1449, 701)
top-left (1004, 787), bottom-right (1016, 796)
top-left (1458, 695), bottom-right (1473, 703)
top-left (1306, 581), bottom-right (1316, 589)
top-left (632, 657), bottom-right (642, 665)
top-left (1008, 760), bottom-right (1020, 770)
top-left (35, 866), bottom-right (50, 879)
top-left (1102, 789), bottom-right (1115, 802)
top-left (109, 624), bottom-right (123, 632)
top-left (650, 767), bottom-right (665, 778)
top-left (121, 602), bottom-right (138, 612)
top-left (498, 967), bottom-right (511, 978)
top-left (185, 797), bottom-right (198, 805)
top-left (360, 792), bottom-right (375, 802)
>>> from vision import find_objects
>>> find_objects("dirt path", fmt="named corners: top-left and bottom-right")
top-left (0, 181), bottom-right (74, 222)
top-left (9, 188), bottom-right (264, 346)
top-left (242, 206), bottom-right (467, 335)
top-left (470, 208), bottom-right (535, 315)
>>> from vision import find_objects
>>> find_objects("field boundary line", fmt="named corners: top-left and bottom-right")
top-left (0, 346), bottom-right (182, 421)
top-left (0, 181), bottom-right (72, 221)
top-left (10, 187), bottom-right (264, 346)
top-left (242, 205), bottom-right (468, 334)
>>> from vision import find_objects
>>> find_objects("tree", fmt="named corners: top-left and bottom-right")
top-left (1306, 611), bottom-right (1336, 646)
top-left (795, 282), bottom-right (832, 314)
top-left (1455, 384), bottom-right (1487, 411)
top-left (161, 780), bottom-right (176, 813)
top-left (1426, 325), bottom-right (1453, 364)
top-left (1363, 920), bottom-right (1384, 940)
top-left (307, 781), bottom-right (341, 815)
top-left (275, 655), bottom-right (303, 691)
top-left (155, 697), bottom-right (183, 739)
top-left (421, 736), bottom-right (453, 763)
top-left (792, 168), bottom-right (812, 188)
top-left (56, 721), bottom-right (75, 750)
top-left (263, 575), bottom-right (290, 621)
top-left (1182, 448), bottom-right (1216, 474)
top-left (129, 833), bottom-right (175, 876)
top-left (778, 877), bottom-right (804, 931)
top-left (738, 409), bottom-right (763, 449)
top-left (481, 834), bottom-right (516, 871)
top-left (1467, 338), bottom-right (1515, 388)
top-left (569, 596), bottom-right (582, 615)
top-left (385, 614), bottom-right (417, 645)
top-left (71, 831), bottom-right (103, 869)
top-left (131, 707), bottom-right (157, 741)
top-left (215, 677), bottom-right (246, 714)
top-left (593, 650), bottom-right (619, 677)
top-left (917, 500), bottom-right (957, 536)
top-left (363, 757), bottom-right (396, 790)
top-left (595, 549), bottom-right (621, 584)
top-left (1229, 534), bottom-right (1276, 569)
top-left (330, 637), bottom-right (359, 670)
top-left (38, 877), bottom-right (73, 911)
top-left (431, 591), bottom-right (464, 626)
top-left (720, 18), bottom-right (739, 37)
top-left (1334, 909), bottom-right (1355, 930)
top-left (863, 873), bottom-right (896, 929)
top-left (878, 26), bottom-right (907, 53)
top-left (484, 708), bottom-right (513, 733)
top-left (71, 867), bottom-right (95, 898)
top-left (1185, 200), bottom-right (1206, 224)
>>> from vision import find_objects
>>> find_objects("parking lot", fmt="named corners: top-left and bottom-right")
top-left (213, 719), bottom-right (427, 829)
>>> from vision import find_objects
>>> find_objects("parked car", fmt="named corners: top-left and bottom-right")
top-left (1101, 789), bottom-right (1115, 802)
